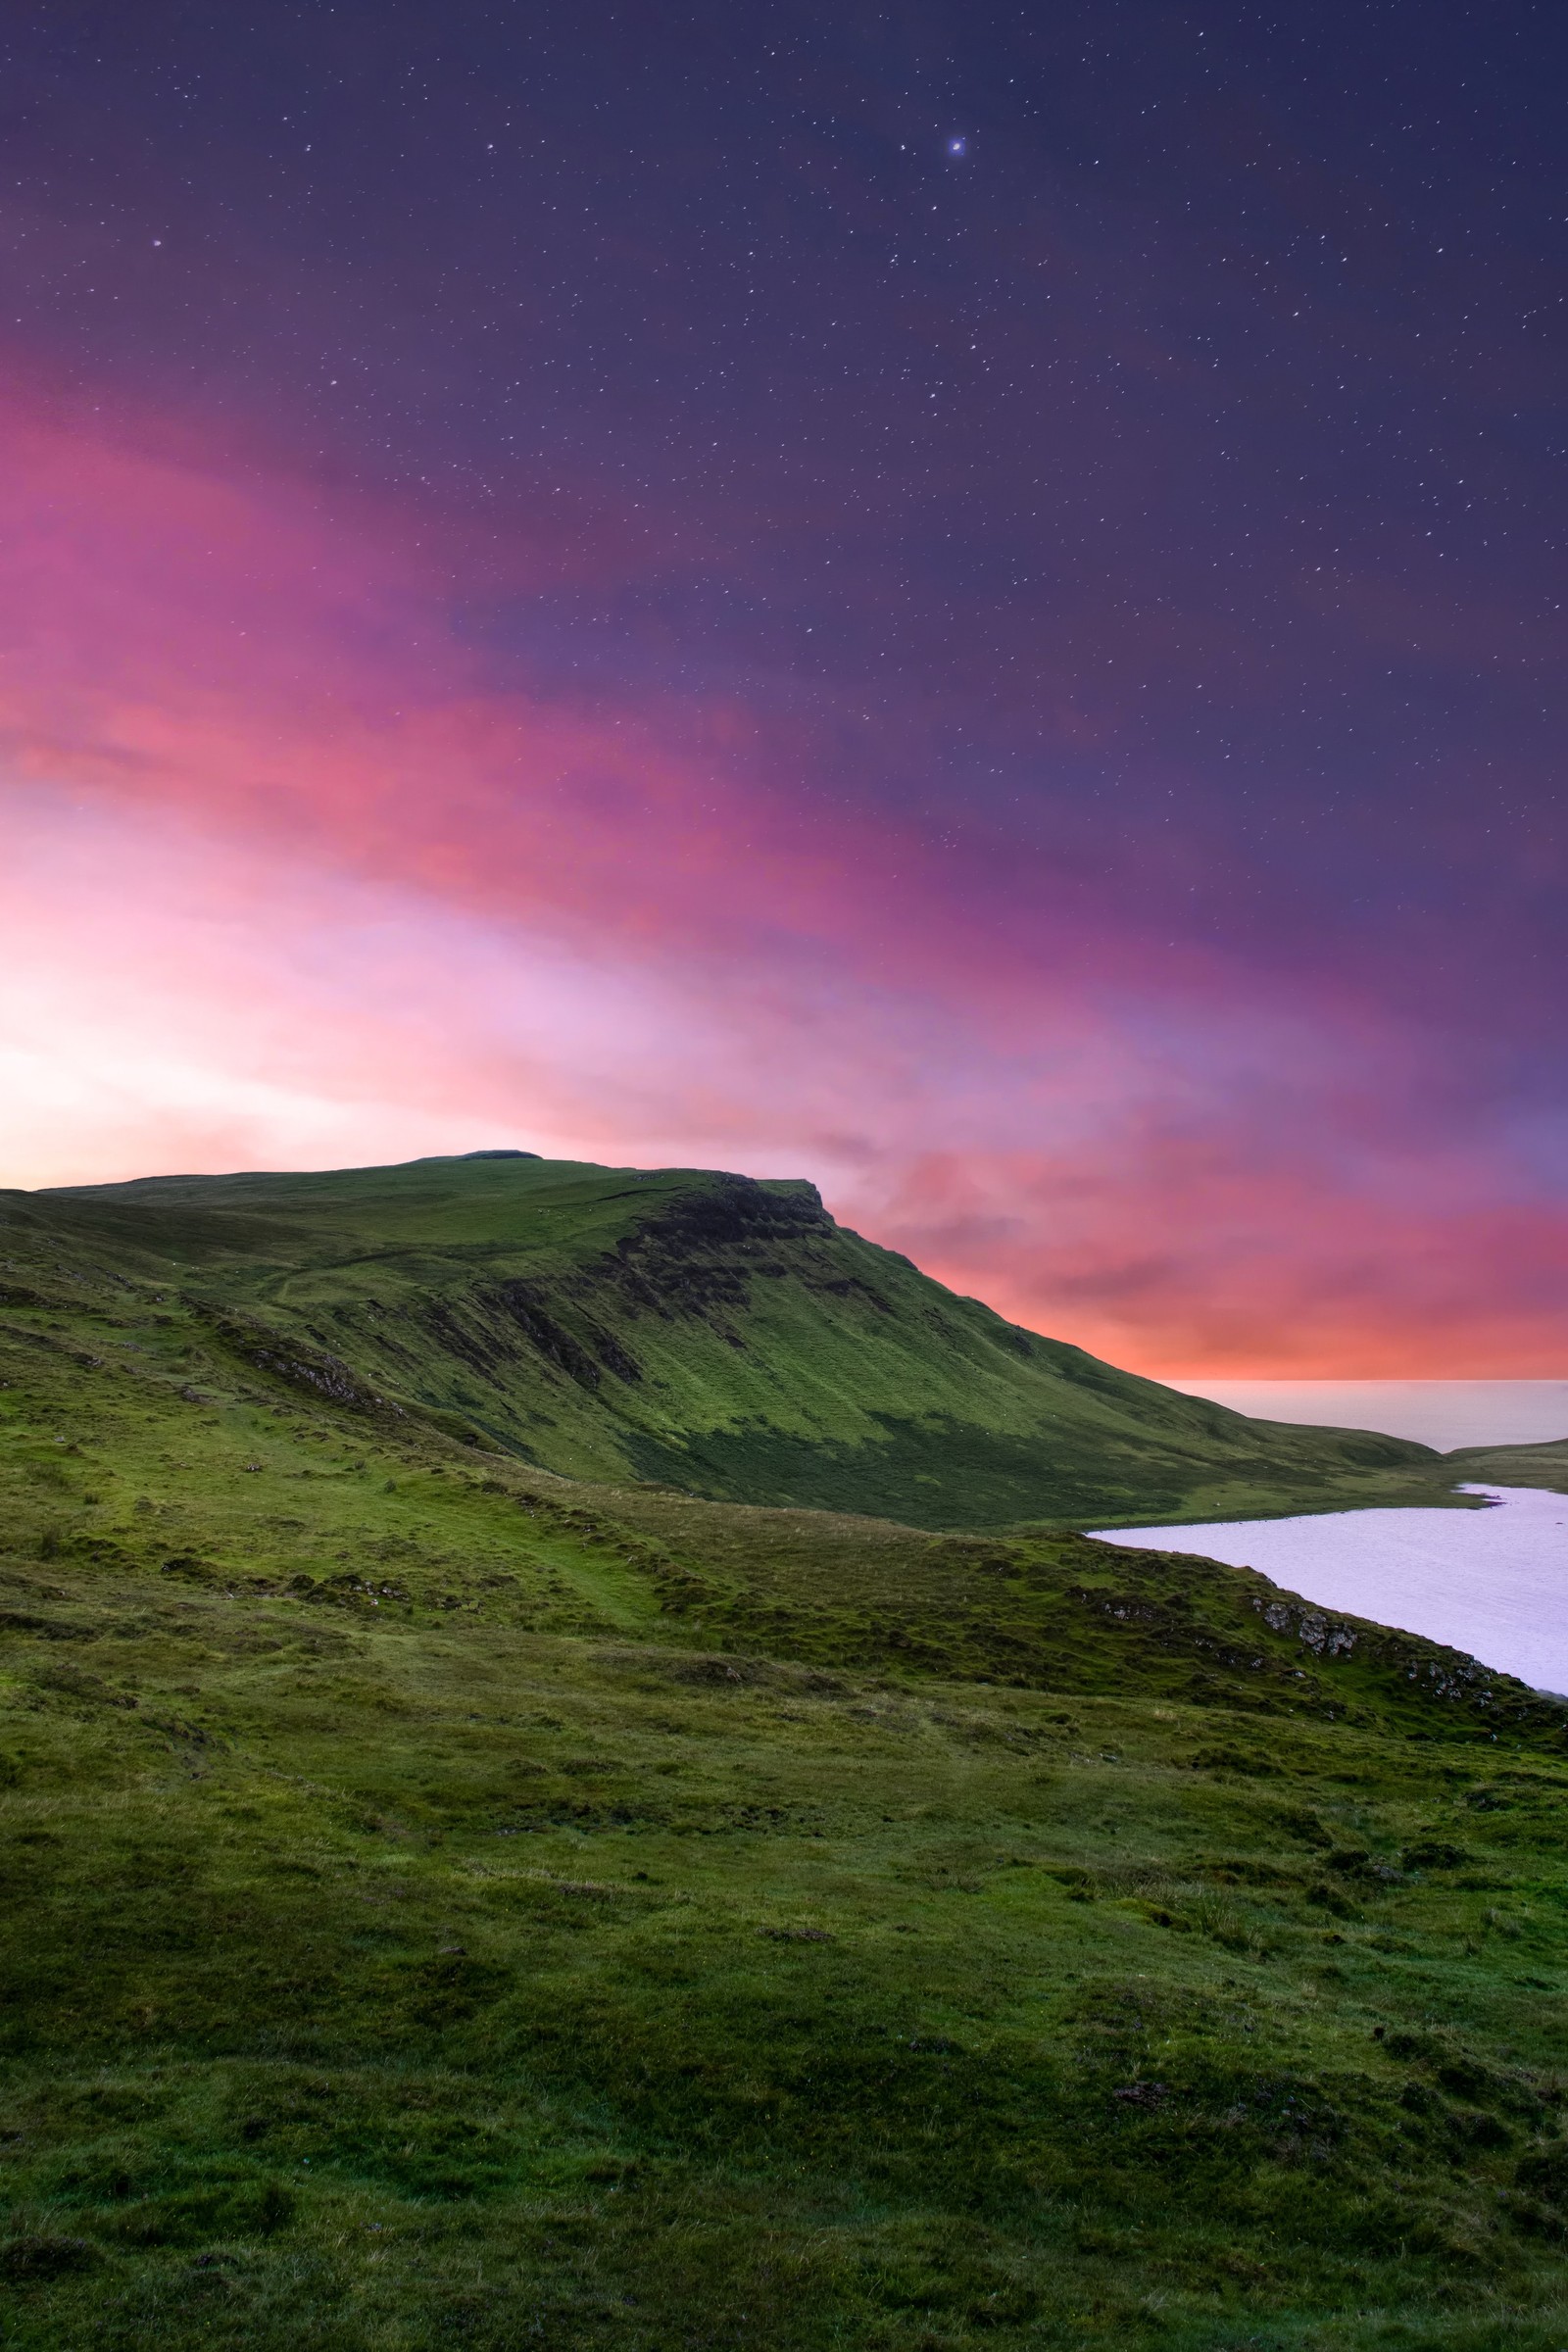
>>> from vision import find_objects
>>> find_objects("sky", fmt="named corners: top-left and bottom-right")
top-left (1, 0), bottom-right (1566, 1376)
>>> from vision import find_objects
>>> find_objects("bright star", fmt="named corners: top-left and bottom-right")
top-left (948, 136), bottom-right (967, 157)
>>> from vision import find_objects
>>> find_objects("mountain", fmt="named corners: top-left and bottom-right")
top-left (3, 1200), bottom-right (1568, 2351)
top-left (13, 1149), bottom-right (1447, 1530)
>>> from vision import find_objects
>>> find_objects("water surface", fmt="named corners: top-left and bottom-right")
top-left (1168, 1379), bottom-right (1568, 1451)
top-left (1091, 1485), bottom-right (1568, 1696)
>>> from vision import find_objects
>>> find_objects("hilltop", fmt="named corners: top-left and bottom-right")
top-left (13, 1149), bottom-right (1454, 1530)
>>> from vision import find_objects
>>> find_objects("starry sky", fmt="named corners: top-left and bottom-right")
top-left (2, 1), bottom-right (1566, 1374)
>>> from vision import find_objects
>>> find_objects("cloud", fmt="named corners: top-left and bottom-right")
top-left (1, 389), bottom-right (1563, 1373)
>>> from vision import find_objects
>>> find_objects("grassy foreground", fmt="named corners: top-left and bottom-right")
top-left (5, 1202), bottom-right (1568, 2346)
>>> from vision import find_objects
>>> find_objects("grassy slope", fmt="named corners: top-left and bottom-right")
top-left (19, 1152), bottom-right (1468, 1531)
top-left (6, 1217), bottom-right (1568, 2346)
top-left (1445, 1441), bottom-right (1568, 1497)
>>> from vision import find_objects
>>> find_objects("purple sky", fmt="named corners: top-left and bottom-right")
top-left (1, 1), bottom-right (1566, 1372)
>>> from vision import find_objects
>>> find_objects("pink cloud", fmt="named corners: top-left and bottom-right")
top-left (1, 383), bottom-right (1564, 1375)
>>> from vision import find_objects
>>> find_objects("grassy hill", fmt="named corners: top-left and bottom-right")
top-left (5, 1170), bottom-right (1568, 2347)
top-left (11, 1150), bottom-right (1463, 1531)
top-left (1445, 1437), bottom-right (1568, 1494)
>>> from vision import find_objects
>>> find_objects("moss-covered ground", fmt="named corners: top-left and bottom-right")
top-left (4, 1209), bottom-right (1568, 2346)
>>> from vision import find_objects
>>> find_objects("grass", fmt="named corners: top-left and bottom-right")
top-left (4, 1181), bottom-right (1568, 2343)
top-left (9, 1150), bottom-right (1485, 1532)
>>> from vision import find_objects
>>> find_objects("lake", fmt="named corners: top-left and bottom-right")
top-left (1090, 1484), bottom-right (1568, 1696)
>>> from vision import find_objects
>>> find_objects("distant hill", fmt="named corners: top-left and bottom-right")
top-left (11, 1151), bottom-right (1448, 1529)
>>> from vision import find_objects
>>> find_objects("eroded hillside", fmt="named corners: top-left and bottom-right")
top-left (15, 1151), bottom-right (1454, 1529)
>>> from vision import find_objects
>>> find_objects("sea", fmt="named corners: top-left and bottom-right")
top-left (1093, 1382), bottom-right (1568, 1696)
top-left (1167, 1378), bottom-right (1568, 1452)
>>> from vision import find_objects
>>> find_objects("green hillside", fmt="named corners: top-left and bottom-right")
top-left (15, 1150), bottom-right (1454, 1530)
top-left (3, 1238), bottom-right (1568, 2351)
top-left (1446, 1437), bottom-right (1568, 1493)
